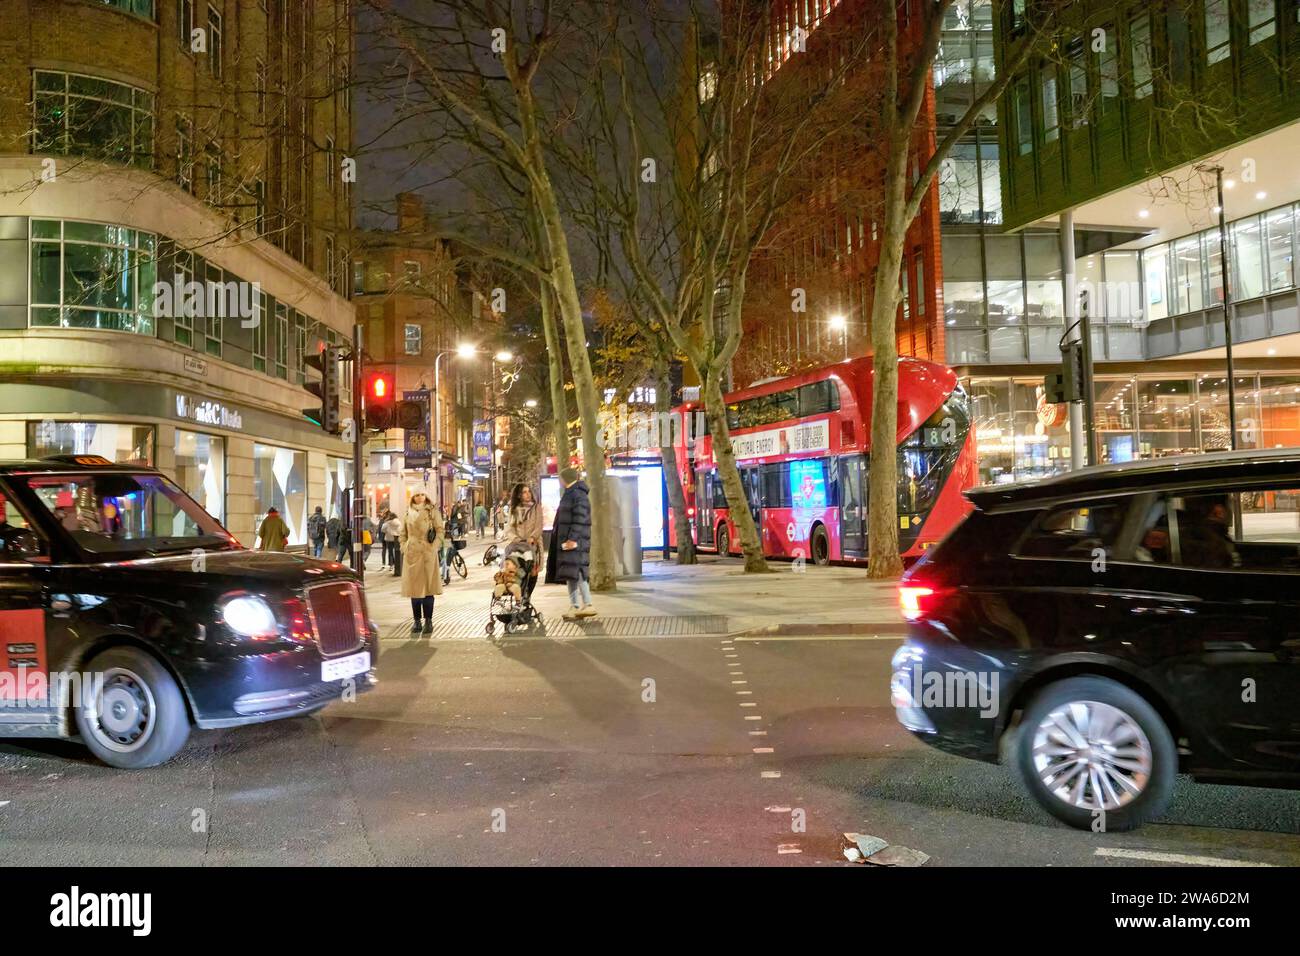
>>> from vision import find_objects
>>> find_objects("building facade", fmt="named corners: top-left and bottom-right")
top-left (971, 0), bottom-right (1300, 483)
top-left (0, 0), bottom-right (356, 546)
top-left (737, 0), bottom-right (946, 386)
top-left (353, 193), bottom-right (502, 514)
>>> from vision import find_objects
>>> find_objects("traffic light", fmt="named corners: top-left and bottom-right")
top-left (394, 399), bottom-right (424, 430)
top-left (1044, 341), bottom-right (1085, 404)
top-left (364, 371), bottom-right (394, 430)
top-left (303, 345), bottom-right (341, 434)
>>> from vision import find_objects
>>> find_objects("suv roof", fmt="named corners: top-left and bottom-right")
top-left (968, 448), bottom-right (1300, 513)
top-left (0, 456), bottom-right (159, 476)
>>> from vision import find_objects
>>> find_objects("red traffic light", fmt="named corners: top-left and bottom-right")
top-left (371, 375), bottom-right (389, 399)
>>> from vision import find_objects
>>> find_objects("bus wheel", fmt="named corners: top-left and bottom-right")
top-left (716, 525), bottom-right (730, 557)
top-left (810, 525), bottom-right (830, 566)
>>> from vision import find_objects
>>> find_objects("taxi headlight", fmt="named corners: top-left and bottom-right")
top-left (220, 594), bottom-right (278, 638)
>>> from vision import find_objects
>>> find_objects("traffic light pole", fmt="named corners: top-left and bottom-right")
top-left (351, 322), bottom-right (365, 581)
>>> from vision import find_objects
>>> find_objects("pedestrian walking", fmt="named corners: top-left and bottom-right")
top-left (400, 490), bottom-right (444, 635)
top-left (336, 521), bottom-right (352, 563)
top-left (326, 513), bottom-right (342, 558)
top-left (360, 513), bottom-right (376, 568)
top-left (554, 467), bottom-right (595, 620)
top-left (257, 506), bottom-right (290, 552)
top-left (474, 501), bottom-right (488, 539)
top-left (307, 506), bottom-right (327, 558)
top-left (383, 511), bottom-right (402, 576)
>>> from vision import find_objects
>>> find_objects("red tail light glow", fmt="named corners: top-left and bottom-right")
top-left (686, 506), bottom-right (696, 517)
top-left (898, 585), bottom-right (936, 622)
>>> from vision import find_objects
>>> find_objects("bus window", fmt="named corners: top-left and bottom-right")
top-left (798, 380), bottom-right (837, 417)
top-left (790, 459), bottom-right (829, 509)
top-left (761, 463), bottom-right (792, 508)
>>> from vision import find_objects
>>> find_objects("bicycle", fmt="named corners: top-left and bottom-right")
top-left (441, 539), bottom-right (468, 584)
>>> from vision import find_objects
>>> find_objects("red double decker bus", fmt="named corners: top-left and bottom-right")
top-left (668, 356), bottom-right (976, 564)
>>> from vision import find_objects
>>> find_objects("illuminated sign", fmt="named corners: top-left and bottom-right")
top-left (731, 419), bottom-right (829, 461)
top-left (175, 395), bottom-right (243, 430)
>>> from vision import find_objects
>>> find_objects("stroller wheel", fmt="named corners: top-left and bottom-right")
top-left (484, 621), bottom-right (495, 636)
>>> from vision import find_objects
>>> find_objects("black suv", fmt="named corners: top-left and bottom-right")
top-left (0, 456), bottom-right (377, 769)
top-left (893, 449), bottom-right (1300, 831)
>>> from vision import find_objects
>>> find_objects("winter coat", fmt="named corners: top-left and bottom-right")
top-left (307, 511), bottom-right (327, 542)
top-left (399, 504), bottom-right (445, 599)
top-left (552, 480), bottom-right (591, 583)
top-left (505, 503), bottom-right (544, 551)
top-left (258, 513), bottom-right (290, 551)
top-left (325, 516), bottom-right (342, 547)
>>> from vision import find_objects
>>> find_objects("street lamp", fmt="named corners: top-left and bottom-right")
top-left (524, 398), bottom-right (539, 408)
top-left (431, 344), bottom-right (516, 508)
top-left (829, 313), bottom-right (848, 359)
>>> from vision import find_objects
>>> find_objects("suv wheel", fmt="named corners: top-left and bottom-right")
top-left (74, 647), bottom-right (191, 769)
top-left (1013, 676), bottom-right (1175, 832)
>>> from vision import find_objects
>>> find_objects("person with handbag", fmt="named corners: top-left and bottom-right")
top-left (383, 511), bottom-right (402, 577)
top-left (399, 490), bottom-right (444, 634)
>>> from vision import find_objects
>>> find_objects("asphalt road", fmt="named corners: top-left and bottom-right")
top-left (3, 619), bottom-right (1299, 866)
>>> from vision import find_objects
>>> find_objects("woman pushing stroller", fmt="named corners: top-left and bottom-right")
top-left (484, 483), bottom-right (545, 636)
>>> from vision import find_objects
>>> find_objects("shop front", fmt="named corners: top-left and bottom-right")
top-left (0, 378), bottom-right (352, 547)
top-left (966, 370), bottom-right (1300, 485)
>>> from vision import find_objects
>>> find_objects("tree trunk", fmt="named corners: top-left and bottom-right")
top-left (540, 284), bottom-right (571, 464)
top-left (866, 131), bottom-right (910, 580)
top-left (655, 362), bottom-right (696, 564)
top-left (702, 371), bottom-right (769, 573)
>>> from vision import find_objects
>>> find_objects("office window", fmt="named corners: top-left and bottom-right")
top-left (325, 235), bottom-right (337, 291)
top-left (29, 220), bottom-right (157, 336)
top-left (33, 70), bottom-right (154, 168)
top-left (1264, 205), bottom-right (1295, 291)
top-left (353, 260), bottom-right (365, 294)
top-left (203, 262), bottom-right (222, 357)
top-left (206, 6), bottom-right (222, 78)
top-left (252, 292), bottom-right (267, 372)
top-left (325, 136), bottom-right (336, 194)
top-left (1012, 79), bottom-right (1032, 155)
top-left (254, 179), bottom-right (266, 235)
top-left (1248, 0), bottom-right (1277, 44)
top-left (1040, 64), bottom-right (1059, 142)
top-left (177, 0), bottom-right (193, 48)
top-left (275, 302), bottom-right (288, 379)
top-left (1173, 235), bottom-right (1204, 314)
top-left (405, 323), bottom-right (422, 355)
top-left (205, 142), bottom-right (221, 206)
top-left (1067, 38), bottom-right (1089, 126)
top-left (255, 58), bottom-right (266, 126)
top-left (294, 311), bottom-right (308, 384)
top-left (1205, 0), bottom-right (1231, 64)
top-left (175, 115), bottom-right (192, 192)
top-left (102, 0), bottom-right (156, 17)
top-left (1129, 14), bottom-right (1153, 99)
top-left (1232, 215), bottom-right (1265, 300)
top-left (1097, 27), bottom-right (1119, 115)
top-left (171, 248), bottom-right (194, 345)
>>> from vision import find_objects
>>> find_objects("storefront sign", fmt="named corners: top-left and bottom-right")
top-left (473, 422), bottom-right (492, 467)
top-left (175, 394), bottom-right (243, 430)
top-left (403, 389), bottom-right (432, 470)
top-left (732, 419), bottom-right (829, 461)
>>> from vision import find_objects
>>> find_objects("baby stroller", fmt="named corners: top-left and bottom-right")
top-left (485, 546), bottom-right (544, 638)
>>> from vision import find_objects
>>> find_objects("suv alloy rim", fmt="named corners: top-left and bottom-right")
top-left (87, 666), bottom-right (157, 753)
top-left (1030, 700), bottom-right (1152, 811)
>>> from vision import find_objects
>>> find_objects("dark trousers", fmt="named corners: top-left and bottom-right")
top-left (410, 596), bottom-right (435, 622)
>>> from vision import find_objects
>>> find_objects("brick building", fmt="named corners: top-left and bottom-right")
top-left (0, 0), bottom-right (356, 546)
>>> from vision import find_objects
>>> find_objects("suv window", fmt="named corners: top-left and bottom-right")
top-left (1170, 487), bottom-right (1300, 572)
top-left (1018, 500), bottom-right (1128, 560)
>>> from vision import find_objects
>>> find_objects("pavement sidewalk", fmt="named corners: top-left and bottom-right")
top-left (357, 536), bottom-right (906, 640)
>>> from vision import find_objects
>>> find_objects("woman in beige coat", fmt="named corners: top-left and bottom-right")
top-left (503, 482), bottom-right (544, 602)
top-left (399, 490), bottom-right (444, 634)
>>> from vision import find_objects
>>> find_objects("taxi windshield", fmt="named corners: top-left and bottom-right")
top-left (21, 472), bottom-right (234, 556)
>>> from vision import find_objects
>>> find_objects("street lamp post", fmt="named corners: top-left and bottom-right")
top-left (430, 344), bottom-right (513, 510)
top-left (830, 313), bottom-right (847, 360)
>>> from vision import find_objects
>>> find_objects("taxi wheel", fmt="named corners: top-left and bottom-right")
top-left (1013, 676), bottom-right (1175, 832)
top-left (75, 647), bottom-right (191, 770)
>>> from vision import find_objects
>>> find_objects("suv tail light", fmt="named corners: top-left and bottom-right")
top-left (898, 584), bottom-right (949, 622)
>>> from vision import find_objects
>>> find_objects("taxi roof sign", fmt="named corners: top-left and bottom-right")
top-left (41, 454), bottom-right (114, 466)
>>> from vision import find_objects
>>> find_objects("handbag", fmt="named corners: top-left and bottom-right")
top-left (426, 527), bottom-right (437, 544)
top-left (362, 529), bottom-right (372, 545)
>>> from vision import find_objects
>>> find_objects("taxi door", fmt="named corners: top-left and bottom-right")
top-left (0, 485), bottom-right (60, 735)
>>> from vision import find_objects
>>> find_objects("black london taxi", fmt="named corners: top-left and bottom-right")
top-left (893, 449), bottom-right (1300, 831)
top-left (0, 455), bottom-right (378, 769)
